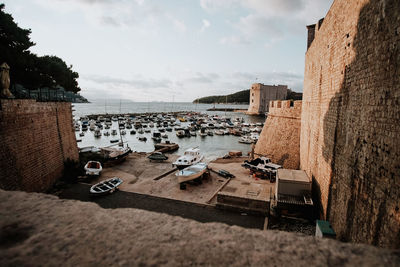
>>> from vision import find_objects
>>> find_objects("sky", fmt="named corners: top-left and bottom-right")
top-left (3, 0), bottom-right (333, 102)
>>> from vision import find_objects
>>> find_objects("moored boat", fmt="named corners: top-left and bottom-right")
top-left (90, 177), bottom-right (123, 196)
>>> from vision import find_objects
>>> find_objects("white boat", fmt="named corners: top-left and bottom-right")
top-left (120, 130), bottom-right (126, 135)
top-left (173, 147), bottom-right (204, 169)
top-left (175, 162), bottom-right (208, 183)
top-left (250, 132), bottom-right (260, 142)
top-left (94, 128), bottom-right (102, 138)
top-left (90, 177), bottom-right (123, 195)
top-left (84, 161), bottom-right (102, 176)
top-left (238, 136), bottom-right (253, 144)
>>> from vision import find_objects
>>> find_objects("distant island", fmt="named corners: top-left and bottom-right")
top-left (193, 90), bottom-right (250, 104)
top-left (193, 88), bottom-right (302, 104)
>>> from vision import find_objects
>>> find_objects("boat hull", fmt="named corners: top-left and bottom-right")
top-left (176, 163), bottom-right (208, 183)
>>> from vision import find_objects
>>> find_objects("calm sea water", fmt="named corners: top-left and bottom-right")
top-left (73, 100), bottom-right (265, 161)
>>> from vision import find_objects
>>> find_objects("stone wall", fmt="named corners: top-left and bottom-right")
top-left (247, 83), bottom-right (288, 115)
top-left (300, 0), bottom-right (400, 248)
top-left (255, 100), bottom-right (301, 169)
top-left (1, 189), bottom-right (399, 266)
top-left (0, 99), bottom-right (78, 192)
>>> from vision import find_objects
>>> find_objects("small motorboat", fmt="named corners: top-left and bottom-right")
top-left (161, 133), bottom-right (168, 139)
top-left (79, 132), bottom-right (85, 137)
top-left (176, 130), bottom-right (185, 138)
top-left (120, 130), bottom-right (126, 135)
top-left (130, 130), bottom-right (136, 135)
top-left (90, 177), bottom-right (123, 196)
top-left (138, 136), bottom-right (147, 142)
top-left (173, 147), bottom-right (204, 169)
top-left (103, 131), bottom-right (110, 136)
top-left (175, 162), bottom-right (208, 184)
top-left (147, 152), bottom-right (168, 161)
top-left (238, 136), bottom-right (253, 144)
top-left (84, 161), bottom-right (102, 176)
top-left (110, 139), bottom-right (119, 143)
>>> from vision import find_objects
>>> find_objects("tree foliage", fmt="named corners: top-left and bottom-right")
top-left (0, 4), bottom-right (81, 92)
top-left (193, 89), bottom-right (250, 104)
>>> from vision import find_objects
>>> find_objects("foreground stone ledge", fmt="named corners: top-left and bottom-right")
top-left (0, 190), bottom-right (399, 266)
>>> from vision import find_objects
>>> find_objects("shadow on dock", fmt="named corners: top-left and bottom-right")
top-left (57, 183), bottom-right (265, 230)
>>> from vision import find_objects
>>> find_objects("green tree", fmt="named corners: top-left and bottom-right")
top-left (0, 4), bottom-right (80, 93)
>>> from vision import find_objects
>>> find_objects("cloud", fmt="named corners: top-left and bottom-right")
top-left (183, 72), bottom-right (220, 84)
top-left (81, 74), bottom-right (172, 89)
top-left (79, 69), bottom-right (303, 102)
top-left (201, 0), bottom-right (333, 44)
top-left (236, 13), bottom-right (282, 38)
top-left (200, 19), bottom-right (211, 32)
top-left (219, 35), bottom-right (250, 45)
top-left (100, 16), bottom-right (120, 27)
top-left (167, 15), bottom-right (187, 33)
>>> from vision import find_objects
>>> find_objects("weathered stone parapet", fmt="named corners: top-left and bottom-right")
top-left (0, 99), bottom-right (78, 192)
top-left (0, 189), bottom-right (399, 266)
top-left (255, 100), bottom-right (302, 169)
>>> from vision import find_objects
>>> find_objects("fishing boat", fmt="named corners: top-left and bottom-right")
top-left (152, 131), bottom-right (161, 143)
top-left (173, 147), bottom-right (204, 169)
top-left (175, 162), bottom-right (208, 183)
top-left (94, 128), bottom-right (102, 138)
top-left (101, 146), bottom-right (132, 164)
top-left (89, 177), bottom-right (123, 196)
top-left (84, 161), bottom-right (102, 176)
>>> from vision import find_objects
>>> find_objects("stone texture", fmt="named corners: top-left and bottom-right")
top-left (300, 0), bottom-right (400, 248)
top-left (255, 100), bottom-right (301, 169)
top-left (247, 83), bottom-right (288, 115)
top-left (0, 99), bottom-right (78, 192)
top-left (0, 189), bottom-right (399, 266)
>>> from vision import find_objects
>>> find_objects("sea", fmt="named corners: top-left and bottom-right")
top-left (73, 99), bottom-right (265, 161)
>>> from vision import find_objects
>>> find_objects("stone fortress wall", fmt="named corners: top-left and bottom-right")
top-left (255, 100), bottom-right (301, 169)
top-left (247, 83), bottom-right (288, 115)
top-left (300, 0), bottom-right (400, 248)
top-left (0, 99), bottom-right (79, 192)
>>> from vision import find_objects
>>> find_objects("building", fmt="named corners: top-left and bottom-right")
top-left (247, 83), bottom-right (288, 115)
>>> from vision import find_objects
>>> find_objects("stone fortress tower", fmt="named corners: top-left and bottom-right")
top-left (247, 83), bottom-right (288, 115)
top-left (254, 0), bottom-right (400, 248)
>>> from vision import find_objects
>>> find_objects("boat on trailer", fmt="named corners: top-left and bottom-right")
top-left (175, 162), bottom-right (208, 184)
top-left (90, 177), bottom-right (123, 196)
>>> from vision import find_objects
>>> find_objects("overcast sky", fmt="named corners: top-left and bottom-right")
top-left (3, 0), bottom-right (333, 102)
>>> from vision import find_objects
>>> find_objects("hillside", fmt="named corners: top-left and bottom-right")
top-left (193, 88), bottom-right (302, 103)
top-left (193, 90), bottom-right (250, 104)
